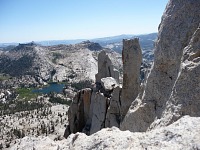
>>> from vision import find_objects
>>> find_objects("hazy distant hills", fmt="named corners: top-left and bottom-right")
top-left (92, 33), bottom-right (157, 47)
top-left (40, 33), bottom-right (157, 48)
top-left (92, 33), bottom-right (157, 61)
top-left (0, 33), bottom-right (157, 49)
top-left (0, 33), bottom-right (157, 62)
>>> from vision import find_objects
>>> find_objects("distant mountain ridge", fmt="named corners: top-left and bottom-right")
top-left (0, 33), bottom-right (157, 47)
top-left (0, 33), bottom-right (157, 63)
top-left (94, 33), bottom-right (157, 61)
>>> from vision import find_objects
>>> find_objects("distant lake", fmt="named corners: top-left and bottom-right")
top-left (32, 83), bottom-right (65, 94)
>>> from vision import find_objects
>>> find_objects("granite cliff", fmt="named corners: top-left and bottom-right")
top-left (120, 0), bottom-right (200, 132)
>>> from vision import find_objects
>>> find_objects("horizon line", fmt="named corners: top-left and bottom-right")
top-left (0, 32), bottom-right (157, 45)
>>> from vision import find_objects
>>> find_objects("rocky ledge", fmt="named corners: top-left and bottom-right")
top-left (10, 116), bottom-right (200, 150)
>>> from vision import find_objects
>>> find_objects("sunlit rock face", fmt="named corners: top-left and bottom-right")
top-left (120, 0), bottom-right (200, 132)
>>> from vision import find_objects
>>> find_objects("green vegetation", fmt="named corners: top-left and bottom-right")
top-left (49, 96), bottom-right (72, 106)
top-left (0, 100), bottom-right (45, 115)
top-left (53, 52), bottom-right (62, 58)
top-left (48, 92), bottom-right (71, 106)
top-left (13, 128), bottom-right (25, 138)
top-left (71, 80), bottom-right (92, 91)
top-left (16, 88), bottom-right (38, 100)
top-left (0, 74), bottom-right (10, 81)
top-left (0, 88), bottom-right (44, 115)
top-left (0, 55), bottom-right (33, 76)
top-left (47, 80), bottom-right (66, 85)
top-left (0, 82), bottom-right (70, 115)
top-left (52, 52), bottom-right (63, 64)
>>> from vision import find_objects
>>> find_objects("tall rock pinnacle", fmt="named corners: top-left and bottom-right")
top-left (120, 38), bottom-right (142, 118)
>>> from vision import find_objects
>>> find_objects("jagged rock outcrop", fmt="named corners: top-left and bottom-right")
top-left (66, 37), bottom-right (143, 136)
top-left (120, 0), bottom-right (200, 132)
top-left (65, 50), bottom-right (121, 137)
top-left (66, 85), bottom-right (111, 137)
top-left (120, 38), bottom-right (142, 118)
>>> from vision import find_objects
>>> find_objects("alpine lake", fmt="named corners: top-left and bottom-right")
top-left (32, 82), bottom-right (65, 94)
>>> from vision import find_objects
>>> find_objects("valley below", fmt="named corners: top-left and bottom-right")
top-left (0, 34), bottom-right (154, 149)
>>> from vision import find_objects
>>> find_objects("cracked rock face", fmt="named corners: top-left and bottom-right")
top-left (120, 0), bottom-right (200, 132)
top-left (89, 92), bottom-right (108, 134)
top-left (67, 88), bottom-right (92, 135)
top-left (150, 25), bottom-right (200, 128)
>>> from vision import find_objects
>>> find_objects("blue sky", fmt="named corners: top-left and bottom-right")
top-left (0, 0), bottom-right (168, 43)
